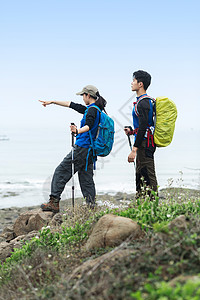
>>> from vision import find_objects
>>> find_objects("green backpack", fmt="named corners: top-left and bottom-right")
top-left (154, 96), bottom-right (177, 147)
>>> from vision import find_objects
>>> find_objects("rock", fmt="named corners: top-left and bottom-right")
top-left (168, 215), bottom-right (188, 231)
top-left (114, 192), bottom-right (135, 201)
top-left (169, 275), bottom-right (200, 287)
top-left (0, 237), bottom-right (5, 243)
top-left (12, 231), bottom-right (39, 244)
top-left (0, 225), bottom-right (16, 242)
top-left (151, 215), bottom-right (189, 245)
top-left (85, 214), bottom-right (143, 250)
top-left (13, 209), bottom-right (53, 236)
top-left (0, 231), bottom-right (40, 261)
top-left (49, 213), bottom-right (63, 227)
top-left (70, 248), bottom-right (132, 280)
top-left (0, 239), bottom-right (22, 261)
top-left (0, 241), bottom-right (14, 260)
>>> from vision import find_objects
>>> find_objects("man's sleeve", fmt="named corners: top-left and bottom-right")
top-left (85, 107), bottom-right (98, 129)
top-left (134, 99), bottom-right (150, 147)
top-left (69, 102), bottom-right (86, 114)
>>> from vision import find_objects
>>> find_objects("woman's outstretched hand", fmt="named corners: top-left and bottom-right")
top-left (39, 100), bottom-right (53, 107)
top-left (39, 100), bottom-right (71, 107)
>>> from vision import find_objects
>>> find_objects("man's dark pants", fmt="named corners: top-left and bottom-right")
top-left (50, 145), bottom-right (95, 205)
top-left (136, 140), bottom-right (158, 196)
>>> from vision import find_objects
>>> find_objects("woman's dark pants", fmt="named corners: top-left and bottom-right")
top-left (50, 145), bottom-right (95, 206)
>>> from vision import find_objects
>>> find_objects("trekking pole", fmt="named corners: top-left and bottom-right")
top-left (127, 134), bottom-right (136, 168)
top-left (71, 123), bottom-right (75, 208)
top-left (128, 135), bottom-right (132, 150)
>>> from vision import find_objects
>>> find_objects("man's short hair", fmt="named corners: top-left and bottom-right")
top-left (133, 70), bottom-right (151, 91)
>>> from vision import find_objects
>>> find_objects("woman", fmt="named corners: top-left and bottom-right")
top-left (39, 85), bottom-right (107, 212)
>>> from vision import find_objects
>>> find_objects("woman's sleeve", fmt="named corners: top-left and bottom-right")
top-left (69, 102), bottom-right (87, 114)
top-left (85, 107), bottom-right (98, 129)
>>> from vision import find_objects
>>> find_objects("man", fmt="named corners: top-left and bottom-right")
top-left (124, 70), bottom-right (158, 198)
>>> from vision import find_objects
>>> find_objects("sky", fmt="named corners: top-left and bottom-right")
top-left (0, 0), bottom-right (200, 133)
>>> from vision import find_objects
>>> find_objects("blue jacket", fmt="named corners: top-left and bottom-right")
top-left (75, 103), bottom-right (100, 148)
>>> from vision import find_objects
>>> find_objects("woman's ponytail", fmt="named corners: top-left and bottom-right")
top-left (95, 91), bottom-right (107, 114)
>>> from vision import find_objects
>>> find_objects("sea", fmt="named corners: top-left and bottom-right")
top-left (0, 127), bottom-right (199, 209)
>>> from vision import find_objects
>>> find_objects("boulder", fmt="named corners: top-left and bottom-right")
top-left (168, 215), bottom-right (188, 231)
top-left (13, 209), bottom-right (53, 236)
top-left (85, 214), bottom-right (143, 250)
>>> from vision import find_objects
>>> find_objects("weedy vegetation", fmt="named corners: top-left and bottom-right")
top-left (0, 187), bottom-right (200, 299)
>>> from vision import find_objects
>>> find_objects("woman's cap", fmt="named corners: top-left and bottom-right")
top-left (76, 85), bottom-right (98, 98)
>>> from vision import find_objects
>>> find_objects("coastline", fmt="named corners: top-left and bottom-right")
top-left (0, 188), bottom-right (200, 234)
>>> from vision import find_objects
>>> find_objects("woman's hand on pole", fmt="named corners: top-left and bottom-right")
top-left (71, 125), bottom-right (89, 135)
top-left (70, 124), bottom-right (78, 135)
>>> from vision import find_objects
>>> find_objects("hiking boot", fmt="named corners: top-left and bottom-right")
top-left (41, 196), bottom-right (60, 213)
top-left (87, 202), bottom-right (96, 209)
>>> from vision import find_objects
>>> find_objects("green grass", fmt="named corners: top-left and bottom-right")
top-left (131, 278), bottom-right (200, 300)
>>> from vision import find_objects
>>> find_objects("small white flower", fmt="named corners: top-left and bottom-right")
top-left (41, 225), bottom-right (50, 231)
top-left (167, 214), bottom-right (171, 218)
top-left (35, 236), bottom-right (39, 239)
top-left (66, 255), bottom-right (70, 258)
top-left (48, 254), bottom-right (52, 258)
top-left (28, 265), bottom-right (32, 269)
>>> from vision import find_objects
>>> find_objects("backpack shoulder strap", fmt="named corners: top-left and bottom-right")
top-left (135, 95), bottom-right (155, 116)
top-left (84, 104), bottom-right (102, 117)
top-left (89, 104), bottom-right (102, 113)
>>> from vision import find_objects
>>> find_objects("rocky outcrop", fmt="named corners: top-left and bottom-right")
top-left (0, 231), bottom-right (39, 260)
top-left (0, 209), bottom-right (57, 260)
top-left (85, 214), bottom-right (143, 250)
top-left (13, 209), bottom-right (53, 236)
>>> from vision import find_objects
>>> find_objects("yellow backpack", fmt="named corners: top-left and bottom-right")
top-left (154, 97), bottom-right (177, 147)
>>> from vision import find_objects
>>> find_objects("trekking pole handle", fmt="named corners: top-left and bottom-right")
top-left (71, 123), bottom-right (75, 147)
